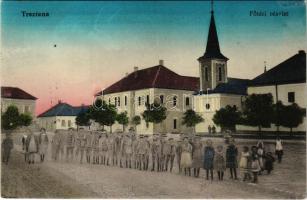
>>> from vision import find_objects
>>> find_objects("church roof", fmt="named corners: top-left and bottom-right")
top-left (100, 65), bottom-right (199, 95)
top-left (1, 86), bottom-right (37, 100)
top-left (250, 50), bottom-right (306, 86)
top-left (37, 102), bottom-right (89, 117)
top-left (198, 11), bottom-right (228, 61)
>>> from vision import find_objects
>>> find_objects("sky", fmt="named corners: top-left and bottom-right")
top-left (1, 1), bottom-right (306, 115)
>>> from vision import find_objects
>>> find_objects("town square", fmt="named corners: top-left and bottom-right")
top-left (1, 1), bottom-right (306, 199)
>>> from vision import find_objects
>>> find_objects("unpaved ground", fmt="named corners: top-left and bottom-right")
top-left (1, 133), bottom-right (306, 198)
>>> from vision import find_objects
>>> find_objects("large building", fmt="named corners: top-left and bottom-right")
top-left (1, 86), bottom-right (37, 117)
top-left (98, 64), bottom-right (199, 134)
top-left (37, 102), bottom-right (88, 131)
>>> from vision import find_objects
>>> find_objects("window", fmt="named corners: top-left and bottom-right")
top-left (160, 95), bottom-right (164, 104)
top-left (115, 97), bottom-right (117, 106)
top-left (288, 92), bottom-right (295, 103)
top-left (218, 67), bottom-right (222, 81)
top-left (185, 97), bottom-right (190, 106)
top-left (125, 96), bottom-right (127, 106)
top-left (173, 119), bottom-right (177, 129)
top-left (118, 97), bottom-right (120, 106)
top-left (138, 96), bottom-right (142, 106)
top-left (68, 120), bottom-right (71, 127)
top-left (205, 67), bottom-right (209, 81)
top-left (173, 96), bottom-right (177, 107)
top-left (61, 120), bottom-right (66, 127)
top-left (24, 106), bottom-right (29, 113)
top-left (206, 103), bottom-right (210, 110)
top-left (146, 95), bottom-right (150, 104)
top-left (108, 98), bottom-right (111, 104)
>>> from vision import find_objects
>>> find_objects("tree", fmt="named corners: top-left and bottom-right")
top-left (213, 105), bottom-right (241, 132)
top-left (242, 93), bottom-right (274, 132)
top-left (116, 111), bottom-right (129, 132)
top-left (272, 101), bottom-right (285, 132)
top-left (19, 113), bottom-right (33, 127)
top-left (1, 105), bottom-right (20, 130)
top-left (280, 103), bottom-right (305, 133)
top-left (131, 115), bottom-right (141, 133)
top-left (142, 102), bottom-right (167, 129)
top-left (76, 108), bottom-right (91, 129)
top-left (182, 109), bottom-right (204, 133)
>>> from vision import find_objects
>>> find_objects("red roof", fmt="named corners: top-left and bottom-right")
top-left (1, 86), bottom-right (37, 100)
top-left (101, 65), bottom-right (199, 95)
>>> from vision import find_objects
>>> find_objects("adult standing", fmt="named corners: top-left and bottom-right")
top-left (275, 137), bottom-right (283, 163)
top-left (66, 128), bottom-right (75, 161)
top-left (180, 137), bottom-right (192, 176)
top-left (175, 139), bottom-right (183, 173)
top-left (25, 130), bottom-right (39, 164)
top-left (2, 133), bottom-right (14, 165)
top-left (226, 139), bottom-right (238, 180)
top-left (151, 135), bottom-right (161, 171)
top-left (192, 136), bottom-right (203, 177)
top-left (39, 128), bottom-right (49, 162)
top-left (165, 138), bottom-right (176, 172)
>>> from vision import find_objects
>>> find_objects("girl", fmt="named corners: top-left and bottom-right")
top-left (180, 137), bottom-right (193, 176)
top-left (191, 136), bottom-right (203, 178)
top-left (275, 137), bottom-right (283, 163)
top-left (214, 145), bottom-right (226, 181)
top-left (226, 139), bottom-right (238, 180)
top-left (203, 139), bottom-right (215, 180)
top-left (239, 146), bottom-right (251, 181)
top-left (251, 146), bottom-right (261, 183)
top-left (257, 143), bottom-right (265, 174)
top-left (39, 128), bottom-right (49, 162)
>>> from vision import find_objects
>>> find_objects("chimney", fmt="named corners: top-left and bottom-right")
top-left (58, 100), bottom-right (62, 104)
top-left (134, 66), bottom-right (138, 78)
top-left (159, 60), bottom-right (164, 66)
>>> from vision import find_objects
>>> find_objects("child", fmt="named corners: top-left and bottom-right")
top-left (226, 139), bottom-right (238, 180)
top-left (264, 152), bottom-right (275, 174)
top-left (251, 146), bottom-right (261, 183)
top-left (240, 146), bottom-right (252, 181)
top-left (214, 145), bottom-right (226, 181)
top-left (203, 139), bottom-right (215, 180)
top-left (257, 143), bottom-right (265, 174)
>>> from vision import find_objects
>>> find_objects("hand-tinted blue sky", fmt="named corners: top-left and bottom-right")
top-left (1, 1), bottom-right (306, 114)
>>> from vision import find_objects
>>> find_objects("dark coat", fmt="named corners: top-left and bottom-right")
top-left (2, 138), bottom-right (13, 152)
top-left (264, 154), bottom-right (275, 171)
top-left (203, 146), bottom-right (215, 170)
top-left (226, 145), bottom-right (238, 168)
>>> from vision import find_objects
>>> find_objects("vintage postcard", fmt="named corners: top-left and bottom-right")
top-left (1, 0), bottom-right (306, 199)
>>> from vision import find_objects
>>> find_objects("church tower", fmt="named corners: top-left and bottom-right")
top-left (198, 1), bottom-right (228, 92)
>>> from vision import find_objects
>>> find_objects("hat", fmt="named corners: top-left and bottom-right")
top-left (168, 138), bottom-right (174, 141)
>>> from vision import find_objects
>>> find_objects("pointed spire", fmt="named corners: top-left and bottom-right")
top-left (199, 0), bottom-right (228, 61)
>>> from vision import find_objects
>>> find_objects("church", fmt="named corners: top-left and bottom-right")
top-left (96, 5), bottom-right (306, 134)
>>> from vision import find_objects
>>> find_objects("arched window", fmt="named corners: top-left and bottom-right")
top-left (160, 95), bottom-right (164, 104)
top-left (138, 96), bottom-right (141, 106)
top-left (124, 96), bottom-right (127, 106)
top-left (108, 98), bottom-right (111, 104)
top-left (173, 119), bottom-right (177, 129)
top-left (173, 96), bottom-right (177, 107)
top-left (218, 67), bottom-right (222, 81)
top-left (118, 97), bottom-right (120, 106)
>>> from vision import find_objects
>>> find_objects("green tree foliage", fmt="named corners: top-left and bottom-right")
top-left (131, 115), bottom-right (141, 132)
top-left (142, 102), bottom-right (167, 128)
top-left (19, 113), bottom-right (33, 127)
top-left (213, 105), bottom-right (241, 132)
top-left (116, 111), bottom-right (129, 131)
top-left (76, 107), bottom-right (91, 128)
top-left (1, 105), bottom-right (20, 130)
top-left (280, 103), bottom-right (305, 133)
top-left (182, 109), bottom-right (204, 133)
top-left (242, 93), bottom-right (274, 132)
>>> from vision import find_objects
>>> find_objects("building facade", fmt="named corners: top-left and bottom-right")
top-left (37, 102), bottom-right (88, 131)
top-left (1, 86), bottom-right (37, 117)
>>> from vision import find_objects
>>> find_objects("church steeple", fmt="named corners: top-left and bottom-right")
top-left (198, 0), bottom-right (228, 91)
top-left (199, 0), bottom-right (228, 61)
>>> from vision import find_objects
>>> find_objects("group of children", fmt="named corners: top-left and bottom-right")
top-left (18, 128), bottom-right (283, 184)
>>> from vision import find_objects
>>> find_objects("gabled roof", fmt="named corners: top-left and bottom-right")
top-left (1, 86), bottom-right (37, 100)
top-left (37, 102), bottom-right (89, 117)
top-left (101, 65), bottom-right (199, 95)
top-left (198, 11), bottom-right (228, 61)
top-left (250, 50), bottom-right (306, 86)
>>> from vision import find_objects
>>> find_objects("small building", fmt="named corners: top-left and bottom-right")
top-left (1, 86), bottom-right (37, 117)
top-left (37, 102), bottom-right (88, 131)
